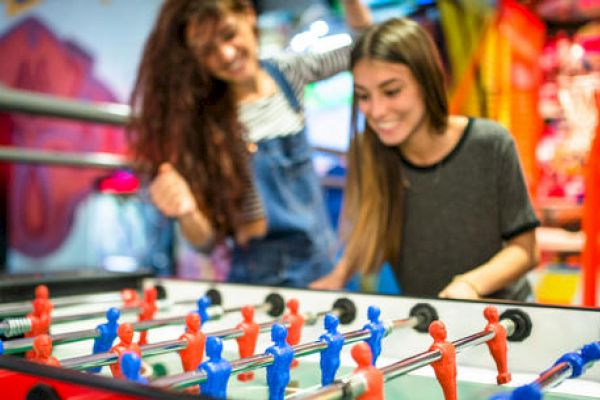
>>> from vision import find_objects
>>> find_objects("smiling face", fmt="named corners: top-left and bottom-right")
top-left (353, 58), bottom-right (428, 147)
top-left (187, 8), bottom-right (259, 84)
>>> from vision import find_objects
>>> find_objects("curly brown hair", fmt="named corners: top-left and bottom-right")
top-left (128, 0), bottom-right (255, 239)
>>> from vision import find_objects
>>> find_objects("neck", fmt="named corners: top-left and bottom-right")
top-left (399, 116), bottom-right (444, 166)
top-left (232, 68), bottom-right (269, 103)
top-left (399, 115), bottom-right (466, 166)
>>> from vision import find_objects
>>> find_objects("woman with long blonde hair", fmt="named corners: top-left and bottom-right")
top-left (311, 18), bottom-right (539, 300)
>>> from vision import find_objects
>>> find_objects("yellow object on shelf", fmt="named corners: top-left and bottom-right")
top-left (535, 268), bottom-right (580, 305)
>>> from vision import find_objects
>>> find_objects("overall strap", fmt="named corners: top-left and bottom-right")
top-left (260, 60), bottom-right (301, 112)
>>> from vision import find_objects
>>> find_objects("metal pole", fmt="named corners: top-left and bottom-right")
top-left (0, 87), bottom-right (130, 125)
top-left (534, 362), bottom-right (573, 391)
top-left (0, 291), bottom-right (127, 319)
top-left (0, 298), bottom-right (220, 338)
top-left (153, 318), bottom-right (411, 389)
top-left (0, 146), bottom-right (132, 169)
top-left (294, 319), bottom-right (515, 399)
top-left (60, 321), bottom-right (282, 371)
top-left (1, 315), bottom-right (187, 355)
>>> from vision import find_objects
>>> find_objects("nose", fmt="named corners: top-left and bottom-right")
top-left (215, 42), bottom-right (236, 64)
top-left (366, 94), bottom-right (387, 120)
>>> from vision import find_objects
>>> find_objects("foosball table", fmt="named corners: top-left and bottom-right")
top-left (0, 277), bottom-right (599, 399)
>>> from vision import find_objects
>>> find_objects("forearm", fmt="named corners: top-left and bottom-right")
top-left (309, 253), bottom-right (355, 289)
top-left (342, 0), bottom-right (372, 30)
top-left (332, 255), bottom-right (354, 282)
top-left (178, 210), bottom-right (214, 248)
top-left (458, 231), bottom-right (539, 296)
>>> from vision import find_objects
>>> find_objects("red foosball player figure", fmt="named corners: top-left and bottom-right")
top-left (351, 342), bottom-right (383, 400)
top-left (25, 288), bottom-right (53, 359)
top-left (33, 285), bottom-right (54, 316)
top-left (483, 306), bottom-right (511, 384)
top-left (31, 334), bottom-right (60, 367)
top-left (121, 288), bottom-right (139, 308)
top-left (109, 323), bottom-right (142, 378)
top-left (282, 298), bottom-right (304, 368)
top-left (236, 305), bottom-right (259, 381)
top-left (138, 287), bottom-right (158, 345)
top-left (178, 312), bottom-right (206, 372)
top-left (429, 320), bottom-right (457, 400)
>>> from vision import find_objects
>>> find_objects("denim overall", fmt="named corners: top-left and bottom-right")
top-left (228, 61), bottom-right (337, 287)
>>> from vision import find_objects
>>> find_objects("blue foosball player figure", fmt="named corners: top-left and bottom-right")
top-left (197, 296), bottom-right (211, 327)
top-left (198, 336), bottom-right (232, 399)
top-left (489, 383), bottom-right (542, 400)
top-left (266, 323), bottom-right (294, 400)
top-left (363, 305), bottom-right (385, 365)
top-left (90, 307), bottom-right (120, 373)
top-left (581, 342), bottom-right (600, 366)
top-left (121, 352), bottom-right (148, 384)
top-left (319, 314), bottom-right (345, 385)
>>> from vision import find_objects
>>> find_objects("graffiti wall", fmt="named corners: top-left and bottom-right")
top-left (0, 0), bottom-right (179, 274)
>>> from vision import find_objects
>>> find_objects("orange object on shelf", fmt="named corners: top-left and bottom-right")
top-left (582, 90), bottom-right (600, 306)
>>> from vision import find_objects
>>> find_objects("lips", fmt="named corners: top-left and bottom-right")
top-left (375, 121), bottom-right (399, 130)
top-left (370, 119), bottom-right (402, 135)
top-left (223, 52), bottom-right (248, 76)
top-left (226, 58), bottom-right (244, 73)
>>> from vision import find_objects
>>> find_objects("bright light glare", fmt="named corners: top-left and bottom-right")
top-left (310, 20), bottom-right (329, 37)
top-left (290, 31), bottom-right (316, 52)
top-left (570, 44), bottom-right (584, 59)
top-left (312, 33), bottom-right (352, 53)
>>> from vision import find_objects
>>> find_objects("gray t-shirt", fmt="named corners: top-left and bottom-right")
top-left (395, 118), bottom-right (539, 300)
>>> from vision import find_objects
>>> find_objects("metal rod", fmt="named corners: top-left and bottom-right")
top-left (60, 320), bottom-right (282, 371)
top-left (50, 307), bottom-right (139, 324)
top-left (534, 361), bottom-right (573, 391)
top-left (153, 318), bottom-right (408, 389)
top-left (0, 290), bottom-right (222, 320)
top-left (0, 145), bottom-right (343, 188)
top-left (0, 146), bottom-right (132, 169)
top-left (221, 301), bottom-right (270, 316)
top-left (0, 294), bottom-right (279, 339)
top-left (0, 87), bottom-right (130, 125)
top-left (1, 315), bottom-right (188, 355)
top-left (0, 291), bottom-right (126, 319)
top-left (297, 317), bottom-right (513, 400)
top-left (0, 297), bottom-right (204, 335)
top-left (2, 328), bottom-right (100, 355)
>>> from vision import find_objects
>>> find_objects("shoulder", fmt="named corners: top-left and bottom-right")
top-left (464, 118), bottom-right (516, 154)
top-left (468, 118), bottom-right (514, 144)
top-left (262, 54), bottom-right (302, 78)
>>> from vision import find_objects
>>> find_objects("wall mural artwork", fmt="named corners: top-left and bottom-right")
top-left (0, 17), bottom-right (128, 257)
top-left (2, 0), bottom-right (41, 17)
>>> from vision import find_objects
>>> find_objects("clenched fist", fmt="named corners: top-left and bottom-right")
top-left (149, 163), bottom-right (198, 218)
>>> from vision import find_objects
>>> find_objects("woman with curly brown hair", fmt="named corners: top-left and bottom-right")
top-left (129, 0), bottom-right (371, 287)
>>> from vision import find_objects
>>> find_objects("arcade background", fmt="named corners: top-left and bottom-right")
top-left (0, 0), bottom-right (599, 305)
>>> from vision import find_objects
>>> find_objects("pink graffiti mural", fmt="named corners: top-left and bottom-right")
top-left (0, 17), bottom-right (128, 257)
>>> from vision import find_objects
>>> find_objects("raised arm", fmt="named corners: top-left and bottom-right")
top-left (343, 0), bottom-right (373, 30)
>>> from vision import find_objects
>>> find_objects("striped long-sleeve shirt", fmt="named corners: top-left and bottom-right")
top-left (238, 45), bottom-right (351, 223)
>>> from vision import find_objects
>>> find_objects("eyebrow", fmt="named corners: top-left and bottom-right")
top-left (354, 78), bottom-right (403, 91)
